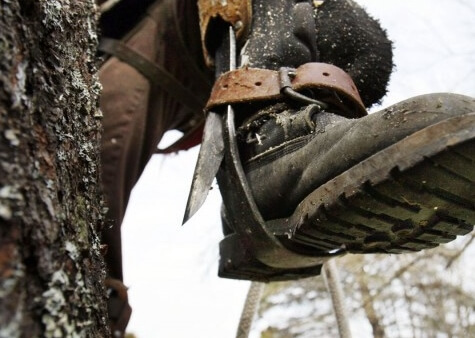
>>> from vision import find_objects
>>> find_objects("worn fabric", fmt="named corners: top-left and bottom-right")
top-left (99, 0), bottom-right (212, 280)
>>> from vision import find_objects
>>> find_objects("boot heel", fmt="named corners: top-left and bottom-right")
top-left (219, 234), bottom-right (323, 282)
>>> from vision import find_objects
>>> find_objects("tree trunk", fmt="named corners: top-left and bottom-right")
top-left (0, 1), bottom-right (109, 337)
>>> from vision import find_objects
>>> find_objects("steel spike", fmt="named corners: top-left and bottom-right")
top-left (182, 27), bottom-right (237, 224)
top-left (182, 112), bottom-right (224, 224)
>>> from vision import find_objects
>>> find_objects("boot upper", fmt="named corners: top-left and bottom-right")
top-left (243, 93), bottom-right (475, 219)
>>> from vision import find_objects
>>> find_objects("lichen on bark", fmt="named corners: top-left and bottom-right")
top-left (0, 0), bottom-right (109, 336)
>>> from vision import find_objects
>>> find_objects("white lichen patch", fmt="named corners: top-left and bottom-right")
top-left (10, 61), bottom-right (28, 109)
top-left (0, 185), bottom-right (24, 201)
top-left (4, 129), bottom-right (20, 146)
top-left (43, 313), bottom-right (81, 338)
top-left (42, 269), bottom-right (84, 338)
top-left (71, 68), bottom-right (91, 110)
top-left (41, 1), bottom-right (66, 30)
top-left (0, 185), bottom-right (22, 219)
top-left (0, 203), bottom-right (12, 220)
top-left (56, 149), bottom-right (67, 162)
top-left (43, 287), bottom-right (66, 316)
top-left (93, 109), bottom-right (103, 118)
top-left (65, 241), bottom-right (79, 260)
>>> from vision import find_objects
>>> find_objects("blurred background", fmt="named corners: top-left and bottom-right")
top-left (122, 1), bottom-right (475, 337)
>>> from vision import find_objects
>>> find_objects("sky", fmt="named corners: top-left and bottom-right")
top-left (121, 1), bottom-right (475, 337)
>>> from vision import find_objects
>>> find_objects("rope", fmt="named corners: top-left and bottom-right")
top-left (323, 260), bottom-right (352, 338)
top-left (236, 282), bottom-right (264, 338)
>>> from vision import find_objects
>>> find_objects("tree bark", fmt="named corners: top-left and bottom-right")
top-left (0, 1), bottom-right (109, 336)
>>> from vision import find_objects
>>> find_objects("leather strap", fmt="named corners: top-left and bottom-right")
top-left (99, 37), bottom-right (206, 113)
top-left (158, 62), bottom-right (367, 153)
top-left (206, 63), bottom-right (367, 118)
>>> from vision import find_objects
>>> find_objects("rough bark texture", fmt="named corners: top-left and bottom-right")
top-left (0, 1), bottom-right (109, 337)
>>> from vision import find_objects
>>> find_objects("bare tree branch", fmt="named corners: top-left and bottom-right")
top-left (445, 233), bottom-right (475, 269)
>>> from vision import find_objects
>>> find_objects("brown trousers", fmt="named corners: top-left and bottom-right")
top-left (99, 0), bottom-right (211, 280)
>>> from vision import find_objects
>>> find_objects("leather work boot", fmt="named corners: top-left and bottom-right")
top-left (208, 0), bottom-right (475, 281)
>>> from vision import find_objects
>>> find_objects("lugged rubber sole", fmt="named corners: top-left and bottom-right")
top-left (285, 142), bottom-right (475, 255)
top-left (219, 113), bottom-right (475, 281)
top-left (278, 114), bottom-right (475, 256)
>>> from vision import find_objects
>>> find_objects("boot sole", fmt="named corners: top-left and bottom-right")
top-left (219, 113), bottom-right (475, 281)
top-left (275, 113), bottom-right (475, 255)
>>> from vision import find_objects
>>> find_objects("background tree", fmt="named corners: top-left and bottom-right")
top-left (253, 235), bottom-right (475, 338)
top-left (0, 1), bottom-right (108, 336)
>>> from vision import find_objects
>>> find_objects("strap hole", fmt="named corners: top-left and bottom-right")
top-left (255, 81), bottom-right (262, 86)
top-left (322, 72), bottom-right (330, 77)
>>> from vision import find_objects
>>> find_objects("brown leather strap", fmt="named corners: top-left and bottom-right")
top-left (206, 63), bottom-right (367, 118)
top-left (99, 37), bottom-right (206, 113)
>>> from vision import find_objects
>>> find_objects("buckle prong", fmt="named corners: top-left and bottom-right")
top-left (278, 67), bottom-right (329, 110)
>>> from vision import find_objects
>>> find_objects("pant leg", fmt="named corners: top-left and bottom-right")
top-left (99, 0), bottom-right (212, 280)
top-left (100, 13), bottom-right (160, 280)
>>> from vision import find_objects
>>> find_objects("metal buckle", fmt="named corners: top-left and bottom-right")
top-left (278, 67), bottom-right (329, 110)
